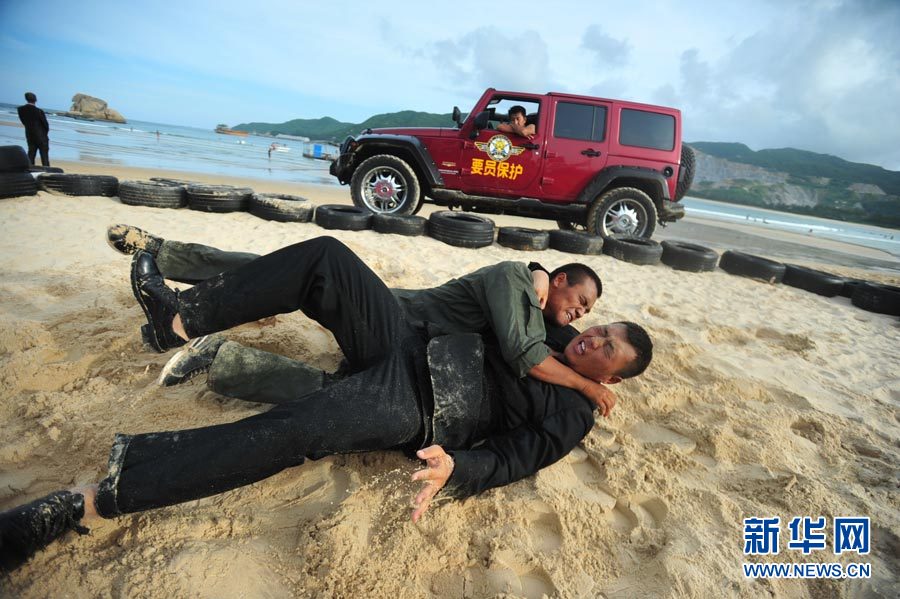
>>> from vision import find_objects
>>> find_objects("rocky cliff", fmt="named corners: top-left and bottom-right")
top-left (689, 146), bottom-right (898, 226)
top-left (60, 93), bottom-right (126, 123)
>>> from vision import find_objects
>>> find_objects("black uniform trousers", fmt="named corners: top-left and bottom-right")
top-left (95, 237), bottom-right (429, 517)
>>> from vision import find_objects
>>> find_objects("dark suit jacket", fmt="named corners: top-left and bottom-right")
top-left (17, 104), bottom-right (49, 140)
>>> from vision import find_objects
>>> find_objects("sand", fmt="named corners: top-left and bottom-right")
top-left (1, 164), bottom-right (898, 598)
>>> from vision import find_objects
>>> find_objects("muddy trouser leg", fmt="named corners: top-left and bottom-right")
top-left (207, 341), bottom-right (326, 404)
top-left (93, 349), bottom-right (424, 516)
top-left (155, 240), bottom-right (260, 284)
top-left (177, 236), bottom-right (406, 371)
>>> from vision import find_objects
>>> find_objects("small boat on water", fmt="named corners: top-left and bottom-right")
top-left (270, 143), bottom-right (290, 153)
top-left (215, 124), bottom-right (249, 137)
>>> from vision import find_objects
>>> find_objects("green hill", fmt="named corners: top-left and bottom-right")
top-left (234, 111), bottom-right (457, 141)
top-left (690, 142), bottom-right (900, 196)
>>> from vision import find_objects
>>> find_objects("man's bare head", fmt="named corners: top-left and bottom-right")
top-left (562, 322), bottom-right (652, 384)
top-left (543, 263), bottom-right (602, 327)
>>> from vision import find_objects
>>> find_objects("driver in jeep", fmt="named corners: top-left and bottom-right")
top-left (496, 104), bottom-right (535, 140)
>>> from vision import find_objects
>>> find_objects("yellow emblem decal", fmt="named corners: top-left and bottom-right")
top-left (474, 135), bottom-right (525, 162)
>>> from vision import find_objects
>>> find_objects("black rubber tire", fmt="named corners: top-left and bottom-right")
top-left (149, 177), bottom-right (195, 187)
top-left (0, 173), bottom-right (39, 199)
top-left (28, 166), bottom-right (64, 174)
top-left (249, 193), bottom-right (314, 222)
top-left (548, 230), bottom-right (604, 255)
top-left (602, 236), bottom-right (663, 265)
top-left (0, 145), bottom-right (30, 173)
top-left (314, 204), bottom-right (373, 230)
top-left (850, 282), bottom-right (900, 316)
top-left (674, 145), bottom-right (695, 202)
top-left (839, 278), bottom-right (867, 299)
top-left (719, 250), bottom-right (786, 283)
top-left (556, 219), bottom-right (586, 231)
top-left (427, 211), bottom-right (495, 248)
top-left (350, 154), bottom-right (421, 216)
top-left (186, 184), bottom-right (253, 213)
top-left (660, 240), bottom-right (719, 272)
top-left (118, 180), bottom-right (187, 209)
top-left (586, 186), bottom-right (658, 238)
top-left (39, 174), bottom-right (119, 197)
top-left (497, 227), bottom-right (550, 251)
top-left (372, 214), bottom-right (427, 236)
top-left (782, 264), bottom-right (845, 297)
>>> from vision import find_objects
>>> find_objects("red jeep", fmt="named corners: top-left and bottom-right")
top-left (329, 88), bottom-right (694, 238)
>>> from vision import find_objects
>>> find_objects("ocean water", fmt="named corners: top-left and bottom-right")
top-left (681, 197), bottom-right (900, 257)
top-left (2, 104), bottom-right (897, 257)
top-left (0, 104), bottom-right (337, 186)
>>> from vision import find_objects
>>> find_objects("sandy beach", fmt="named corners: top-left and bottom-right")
top-left (1, 164), bottom-right (898, 598)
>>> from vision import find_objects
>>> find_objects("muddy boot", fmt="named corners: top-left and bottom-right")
top-left (158, 334), bottom-right (227, 386)
top-left (131, 251), bottom-right (185, 353)
top-left (0, 491), bottom-right (89, 573)
top-left (107, 224), bottom-right (163, 256)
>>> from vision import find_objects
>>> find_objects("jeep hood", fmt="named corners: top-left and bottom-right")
top-left (365, 126), bottom-right (458, 137)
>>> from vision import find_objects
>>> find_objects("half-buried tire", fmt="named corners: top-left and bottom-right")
top-left (603, 236), bottom-right (663, 265)
top-left (719, 250), bottom-right (785, 283)
top-left (0, 173), bottom-right (39, 199)
top-left (427, 211), bottom-right (495, 248)
top-left (372, 214), bottom-right (427, 236)
top-left (660, 240), bottom-right (718, 272)
top-left (548, 230), bottom-right (604, 255)
top-left (314, 204), bottom-right (372, 230)
top-left (497, 227), bottom-right (550, 251)
top-left (118, 180), bottom-right (186, 209)
top-left (850, 282), bottom-right (900, 316)
top-left (39, 174), bottom-right (119, 197)
top-left (0, 145), bottom-right (30, 173)
top-left (186, 184), bottom-right (253, 213)
top-left (249, 193), bottom-right (314, 222)
top-left (782, 264), bottom-right (845, 297)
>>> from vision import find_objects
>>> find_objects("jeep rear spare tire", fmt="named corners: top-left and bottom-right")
top-left (428, 211), bottom-right (495, 248)
top-left (351, 154), bottom-right (421, 216)
top-left (675, 145), bottom-right (695, 202)
top-left (587, 187), bottom-right (657, 239)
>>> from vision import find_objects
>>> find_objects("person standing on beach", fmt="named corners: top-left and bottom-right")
top-left (16, 92), bottom-right (50, 167)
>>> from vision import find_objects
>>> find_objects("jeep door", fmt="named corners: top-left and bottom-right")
top-left (540, 98), bottom-right (611, 201)
top-left (457, 97), bottom-right (544, 196)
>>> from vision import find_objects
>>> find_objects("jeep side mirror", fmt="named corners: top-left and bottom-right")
top-left (470, 110), bottom-right (492, 138)
top-left (452, 106), bottom-right (462, 128)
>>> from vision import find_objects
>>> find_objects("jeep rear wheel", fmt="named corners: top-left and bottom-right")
top-left (586, 187), bottom-right (657, 238)
top-left (351, 154), bottom-right (421, 216)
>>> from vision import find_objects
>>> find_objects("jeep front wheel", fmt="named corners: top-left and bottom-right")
top-left (350, 154), bottom-right (421, 216)
top-left (586, 187), bottom-right (658, 238)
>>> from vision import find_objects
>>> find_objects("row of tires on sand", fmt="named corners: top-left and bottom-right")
top-left (7, 173), bottom-right (900, 317)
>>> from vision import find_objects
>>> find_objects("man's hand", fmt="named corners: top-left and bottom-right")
top-left (531, 269), bottom-right (549, 309)
top-left (581, 380), bottom-right (617, 417)
top-left (410, 445), bottom-right (454, 523)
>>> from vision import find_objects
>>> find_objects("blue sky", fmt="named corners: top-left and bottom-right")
top-left (1, 0), bottom-right (898, 169)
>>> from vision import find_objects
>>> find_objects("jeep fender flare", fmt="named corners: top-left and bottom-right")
top-left (350, 134), bottom-right (444, 189)
top-left (576, 167), bottom-right (671, 206)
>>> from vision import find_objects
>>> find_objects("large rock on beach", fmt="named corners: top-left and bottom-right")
top-left (61, 93), bottom-right (127, 123)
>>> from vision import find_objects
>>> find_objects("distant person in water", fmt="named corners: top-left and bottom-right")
top-left (16, 92), bottom-right (50, 167)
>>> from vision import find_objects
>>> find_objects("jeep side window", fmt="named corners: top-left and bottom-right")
top-left (619, 109), bottom-right (675, 150)
top-left (553, 102), bottom-right (607, 142)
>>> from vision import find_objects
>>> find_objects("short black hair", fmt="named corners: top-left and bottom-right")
top-left (549, 263), bottom-right (602, 298)
top-left (615, 321), bottom-right (652, 379)
top-left (24, 92), bottom-right (37, 103)
top-left (508, 105), bottom-right (527, 118)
